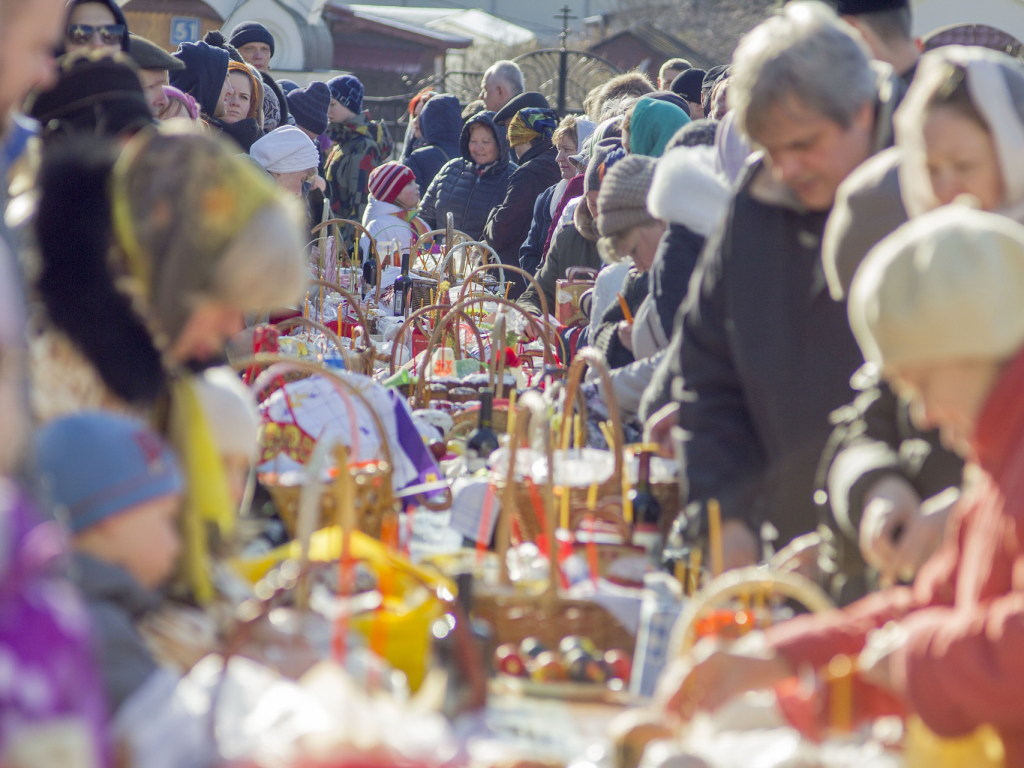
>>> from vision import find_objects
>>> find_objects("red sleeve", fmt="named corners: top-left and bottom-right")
top-left (765, 586), bottom-right (918, 670)
top-left (891, 587), bottom-right (1024, 737)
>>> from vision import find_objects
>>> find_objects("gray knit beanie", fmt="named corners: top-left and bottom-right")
top-left (596, 154), bottom-right (658, 237)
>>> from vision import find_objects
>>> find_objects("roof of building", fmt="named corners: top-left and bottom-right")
top-left (123, 0), bottom-right (224, 18)
top-left (347, 5), bottom-right (535, 47)
top-left (589, 22), bottom-right (714, 69)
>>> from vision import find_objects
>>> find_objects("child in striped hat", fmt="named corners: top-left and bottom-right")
top-left (360, 161), bottom-right (429, 267)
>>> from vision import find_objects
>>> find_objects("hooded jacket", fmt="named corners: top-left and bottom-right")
top-left (63, 0), bottom-right (129, 52)
top-left (403, 94), bottom-right (462, 195)
top-left (71, 551), bottom-right (160, 712)
top-left (483, 137), bottom-right (561, 297)
top-left (420, 111), bottom-right (515, 241)
top-left (766, 346), bottom-right (1024, 768)
top-left (360, 196), bottom-right (428, 259)
top-left (170, 41), bottom-right (230, 119)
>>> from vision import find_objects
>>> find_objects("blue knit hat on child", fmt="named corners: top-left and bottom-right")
top-left (35, 412), bottom-right (183, 534)
top-left (288, 81), bottom-right (331, 136)
top-left (327, 75), bottom-right (364, 116)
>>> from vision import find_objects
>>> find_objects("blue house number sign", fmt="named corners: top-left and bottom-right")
top-left (171, 17), bottom-right (201, 45)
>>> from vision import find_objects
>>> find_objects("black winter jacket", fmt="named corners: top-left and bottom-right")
top-left (403, 94), bottom-right (462, 195)
top-left (484, 139), bottom-right (561, 297)
top-left (672, 158), bottom-right (865, 550)
top-left (650, 223), bottom-right (704, 340)
top-left (420, 111), bottom-right (515, 241)
top-left (519, 184), bottom-right (557, 276)
top-left (823, 368), bottom-right (964, 600)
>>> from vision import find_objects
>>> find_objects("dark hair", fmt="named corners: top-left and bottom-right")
top-left (926, 62), bottom-right (989, 131)
top-left (857, 7), bottom-right (913, 44)
top-left (35, 137), bottom-right (166, 404)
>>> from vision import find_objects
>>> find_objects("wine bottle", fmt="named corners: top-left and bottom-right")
top-left (393, 250), bottom-right (411, 317)
top-left (630, 446), bottom-right (663, 561)
top-left (465, 391), bottom-right (499, 472)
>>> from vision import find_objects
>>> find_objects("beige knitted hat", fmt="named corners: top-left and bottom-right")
top-left (848, 204), bottom-right (1024, 370)
top-left (596, 154), bottom-right (658, 238)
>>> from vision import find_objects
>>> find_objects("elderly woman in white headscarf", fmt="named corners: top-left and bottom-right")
top-left (250, 124), bottom-right (322, 198)
top-left (895, 45), bottom-right (1024, 222)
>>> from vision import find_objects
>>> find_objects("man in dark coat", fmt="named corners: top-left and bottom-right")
top-left (484, 107), bottom-right (561, 297)
top-left (420, 110), bottom-right (516, 241)
top-left (403, 93), bottom-right (461, 196)
top-left (667, 2), bottom-right (905, 572)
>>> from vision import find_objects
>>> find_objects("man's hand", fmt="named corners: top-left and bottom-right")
top-left (859, 475), bottom-right (920, 579)
top-left (858, 621), bottom-right (909, 693)
top-left (617, 320), bottom-right (634, 352)
top-left (889, 487), bottom-right (958, 582)
top-left (645, 402), bottom-right (679, 457)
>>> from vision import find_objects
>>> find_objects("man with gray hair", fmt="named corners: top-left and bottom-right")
top-left (663, 1), bottom-right (902, 585)
top-left (480, 60), bottom-right (524, 112)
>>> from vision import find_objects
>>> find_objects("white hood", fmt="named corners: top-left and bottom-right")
top-left (647, 144), bottom-right (731, 238)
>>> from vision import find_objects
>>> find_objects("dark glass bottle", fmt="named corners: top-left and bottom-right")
top-left (630, 447), bottom-right (663, 560)
top-left (465, 391), bottom-right (499, 471)
top-left (392, 250), bottom-right (411, 317)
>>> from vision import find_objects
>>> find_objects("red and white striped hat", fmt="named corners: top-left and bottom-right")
top-left (368, 162), bottom-right (416, 204)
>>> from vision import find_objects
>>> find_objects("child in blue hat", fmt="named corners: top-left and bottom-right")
top-left (36, 411), bottom-right (184, 714)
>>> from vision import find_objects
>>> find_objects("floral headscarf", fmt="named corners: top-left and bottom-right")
top-left (507, 107), bottom-right (559, 147)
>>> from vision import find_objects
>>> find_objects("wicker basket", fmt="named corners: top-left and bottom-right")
top-left (473, 392), bottom-right (638, 655)
top-left (234, 355), bottom-right (398, 540)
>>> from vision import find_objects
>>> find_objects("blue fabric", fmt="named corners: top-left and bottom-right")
top-left (35, 412), bottom-right (183, 534)
top-left (419, 111), bottom-right (516, 240)
top-left (402, 94), bottom-right (461, 193)
top-left (519, 184), bottom-right (556, 276)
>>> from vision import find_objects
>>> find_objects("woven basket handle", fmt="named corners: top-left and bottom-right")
top-left (411, 226), bottom-right (471, 273)
top-left (667, 566), bottom-right (834, 657)
top-left (234, 354), bottom-right (395, 469)
top-left (312, 218), bottom-right (382, 302)
top-left (560, 347), bottom-right (625, 483)
top-left (416, 295), bottom-right (559, 407)
top-left (272, 316), bottom-right (348, 363)
top-left (438, 240), bottom-right (503, 288)
top-left (456, 262), bottom-right (569, 365)
top-left (458, 262), bottom-right (551, 320)
top-left (387, 303), bottom-right (486, 378)
top-left (497, 392), bottom-right (560, 598)
top-left (565, 266), bottom-right (598, 283)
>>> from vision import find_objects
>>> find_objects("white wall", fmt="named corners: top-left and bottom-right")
top-left (222, 0), bottom-right (306, 70)
top-left (913, 0), bottom-right (1024, 43)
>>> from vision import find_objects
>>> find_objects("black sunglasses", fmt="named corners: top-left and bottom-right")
top-left (66, 23), bottom-right (125, 47)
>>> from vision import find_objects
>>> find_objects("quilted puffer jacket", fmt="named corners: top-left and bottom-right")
top-left (420, 110), bottom-right (515, 241)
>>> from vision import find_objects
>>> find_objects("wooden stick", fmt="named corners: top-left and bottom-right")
top-left (616, 292), bottom-right (633, 324)
top-left (708, 498), bottom-right (724, 578)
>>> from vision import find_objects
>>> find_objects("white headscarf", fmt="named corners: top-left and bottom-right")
top-left (895, 46), bottom-right (1024, 222)
top-left (249, 125), bottom-right (320, 174)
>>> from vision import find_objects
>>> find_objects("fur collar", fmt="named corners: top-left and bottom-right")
top-left (647, 145), bottom-right (731, 237)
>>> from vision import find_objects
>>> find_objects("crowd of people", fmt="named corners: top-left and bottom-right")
top-left (4, 0), bottom-right (1024, 764)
